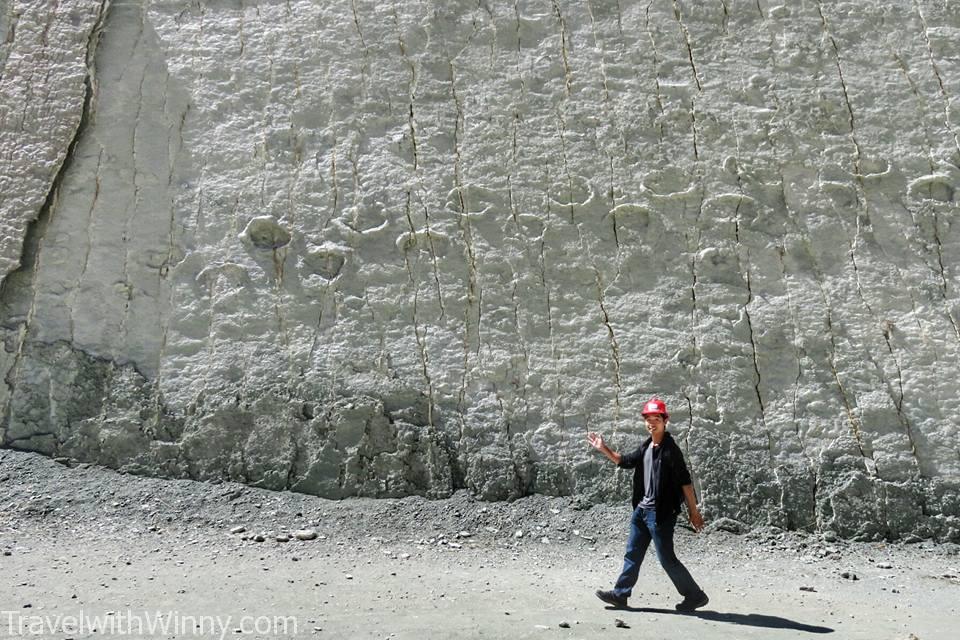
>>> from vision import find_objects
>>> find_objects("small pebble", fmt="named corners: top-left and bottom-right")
top-left (230, 526), bottom-right (246, 534)
top-left (559, 621), bottom-right (570, 628)
top-left (295, 529), bottom-right (317, 541)
top-left (614, 618), bottom-right (629, 629)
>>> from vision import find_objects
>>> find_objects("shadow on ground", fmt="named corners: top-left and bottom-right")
top-left (606, 607), bottom-right (834, 634)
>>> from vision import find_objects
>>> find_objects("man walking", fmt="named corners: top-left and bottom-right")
top-left (586, 398), bottom-right (709, 611)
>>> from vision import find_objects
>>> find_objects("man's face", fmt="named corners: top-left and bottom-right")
top-left (644, 413), bottom-right (666, 437)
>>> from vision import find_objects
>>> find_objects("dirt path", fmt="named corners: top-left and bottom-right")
top-left (1, 451), bottom-right (956, 639)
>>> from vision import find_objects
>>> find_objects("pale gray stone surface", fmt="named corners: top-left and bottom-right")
top-left (0, 0), bottom-right (108, 279)
top-left (1, 0), bottom-right (959, 541)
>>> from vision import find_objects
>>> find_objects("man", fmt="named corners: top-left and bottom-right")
top-left (586, 397), bottom-right (709, 612)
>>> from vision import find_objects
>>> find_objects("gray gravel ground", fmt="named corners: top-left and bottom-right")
top-left (1, 450), bottom-right (957, 639)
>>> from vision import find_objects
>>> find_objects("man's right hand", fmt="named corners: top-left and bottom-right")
top-left (586, 431), bottom-right (605, 451)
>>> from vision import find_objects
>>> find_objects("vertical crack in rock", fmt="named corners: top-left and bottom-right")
top-left (823, 305), bottom-right (875, 476)
top-left (285, 432), bottom-right (301, 490)
top-left (680, 194), bottom-right (705, 451)
top-left (2, 0), bottom-right (111, 427)
top-left (671, 0), bottom-right (703, 91)
top-left (321, 137), bottom-right (340, 231)
top-left (644, 3), bottom-right (666, 145)
top-left (688, 202), bottom-right (703, 377)
top-left (448, 62), bottom-right (482, 416)
top-left (689, 97), bottom-right (700, 162)
top-left (913, 0), bottom-right (960, 160)
top-left (394, 7), bottom-right (420, 171)
top-left (551, 0), bottom-right (573, 96)
top-left (931, 212), bottom-right (960, 341)
top-left (734, 210), bottom-right (771, 460)
top-left (554, 110), bottom-right (576, 224)
top-left (350, 0), bottom-right (370, 85)
top-left (850, 192), bottom-right (927, 473)
top-left (413, 287), bottom-right (436, 430)
top-left (402, 191), bottom-right (437, 423)
top-left (817, 2), bottom-right (863, 173)
top-left (393, 9), bottom-right (444, 342)
top-left (307, 282), bottom-right (332, 364)
top-left (121, 14), bottom-right (149, 356)
top-left (880, 320), bottom-right (923, 472)
top-left (730, 120), bottom-right (771, 458)
top-left (718, 0), bottom-right (729, 34)
top-left (539, 169), bottom-right (558, 381)
top-left (593, 266), bottom-right (622, 400)
top-left (68, 147), bottom-right (105, 343)
top-left (511, 1), bottom-right (525, 93)
top-left (509, 279), bottom-right (531, 425)
top-left (273, 252), bottom-right (290, 348)
top-left (422, 190), bottom-right (446, 319)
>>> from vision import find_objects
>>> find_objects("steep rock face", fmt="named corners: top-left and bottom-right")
top-left (1, 0), bottom-right (958, 541)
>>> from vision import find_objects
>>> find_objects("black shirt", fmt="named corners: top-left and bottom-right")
top-left (617, 432), bottom-right (694, 523)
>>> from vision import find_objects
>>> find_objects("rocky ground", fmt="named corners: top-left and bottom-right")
top-left (1, 449), bottom-right (957, 639)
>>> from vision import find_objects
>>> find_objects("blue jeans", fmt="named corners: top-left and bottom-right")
top-left (613, 507), bottom-right (703, 598)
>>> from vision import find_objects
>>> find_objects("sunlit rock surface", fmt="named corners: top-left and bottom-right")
top-left (1, 0), bottom-right (958, 541)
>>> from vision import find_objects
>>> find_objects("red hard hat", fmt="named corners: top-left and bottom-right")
top-left (641, 398), bottom-right (669, 419)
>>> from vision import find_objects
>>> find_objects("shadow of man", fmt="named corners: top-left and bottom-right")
top-left (605, 606), bottom-right (834, 634)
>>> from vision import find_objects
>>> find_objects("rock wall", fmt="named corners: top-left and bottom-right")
top-left (1, 0), bottom-right (959, 541)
